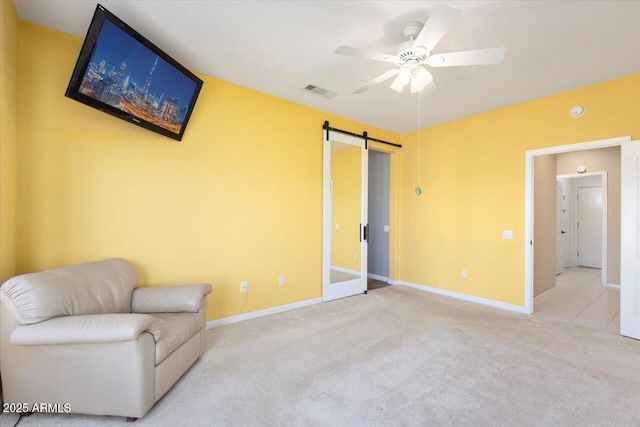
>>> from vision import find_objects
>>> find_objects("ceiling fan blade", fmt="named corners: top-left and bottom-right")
top-left (351, 69), bottom-right (400, 94)
top-left (412, 5), bottom-right (462, 53)
top-left (427, 47), bottom-right (507, 67)
top-left (334, 45), bottom-right (399, 63)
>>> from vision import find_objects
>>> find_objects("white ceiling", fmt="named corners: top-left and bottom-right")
top-left (14, 0), bottom-right (640, 134)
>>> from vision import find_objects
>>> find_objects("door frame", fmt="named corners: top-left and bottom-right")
top-left (366, 142), bottom-right (400, 285)
top-left (555, 182), bottom-right (564, 276)
top-left (524, 135), bottom-right (630, 314)
top-left (557, 172), bottom-right (608, 285)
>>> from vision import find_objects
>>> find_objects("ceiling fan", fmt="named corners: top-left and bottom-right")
top-left (335, 5), bottom-right (506, 94)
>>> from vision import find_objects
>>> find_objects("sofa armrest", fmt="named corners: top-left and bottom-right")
top-left (10, 313), bottom-right (156, 345)
top-left (131, 284), bottom-right (212, 314)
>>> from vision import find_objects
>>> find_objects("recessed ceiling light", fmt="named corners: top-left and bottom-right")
top-left (569, 105), bottom-right (585, 118)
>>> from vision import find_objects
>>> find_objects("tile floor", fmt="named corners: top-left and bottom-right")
top-left (534, 267), bottom-right (620, 334)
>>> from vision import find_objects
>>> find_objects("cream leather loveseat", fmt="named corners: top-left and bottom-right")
top-left (0, 258), bottom-right (212, 420)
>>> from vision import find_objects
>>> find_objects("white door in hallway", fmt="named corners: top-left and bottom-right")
top-left (621, 140), bottom-right (640, 339)
top-left (577, 186), bottom-right (602, 268)
top-left (555, 184), bottom-right (564, 275)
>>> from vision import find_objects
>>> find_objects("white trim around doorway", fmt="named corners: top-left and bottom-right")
top-left (524, 135), bottom-right (630, 314)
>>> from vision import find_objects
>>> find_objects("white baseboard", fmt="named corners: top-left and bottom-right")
top-left (206, 279), bottom-right (528, 329)
top-left (330, 266), bottom-right (360, 275)
top-left (367, 273), bottom-right (389, 282)
top-left (605, 283), bottom-right (620, 289)
top-left (397, 280), bottom-right (528, 314)
top-left (206, 297), bottom-right (323, 329)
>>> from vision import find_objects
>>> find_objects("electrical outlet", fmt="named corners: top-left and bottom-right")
top-left (353, 253), bottom-right (357, 259)
top-left (279, 275), bottom-right (285, 286)
top-left (239, 281), bottom-right (247, 293)
top-left (461, 269), bottom-right (467, 278)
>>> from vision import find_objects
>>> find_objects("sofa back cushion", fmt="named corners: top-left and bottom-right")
top-left (0, 259), bottom-right (139, 325)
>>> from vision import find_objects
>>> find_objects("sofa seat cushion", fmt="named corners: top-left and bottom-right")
top-left (146, 313), bottom-right (202, 365)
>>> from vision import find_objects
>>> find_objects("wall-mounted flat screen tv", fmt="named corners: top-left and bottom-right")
top-left (65, 4), bottom-right (203, 141)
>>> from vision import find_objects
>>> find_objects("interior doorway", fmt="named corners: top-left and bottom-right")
top-left (556, 172), bottom-right (608, 284)
top-left (539, 173), bottom-right (613, 334)
top-left (367, 150), bottom-right (391, 291)
top-left (525, 136), bottom-right (634, 336)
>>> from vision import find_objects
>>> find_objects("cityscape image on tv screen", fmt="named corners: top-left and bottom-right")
top-left (79, 19), bottom-right (198, 135)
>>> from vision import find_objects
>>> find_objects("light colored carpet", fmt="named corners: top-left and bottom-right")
top-left (4, 285), bottom-right (640, 426)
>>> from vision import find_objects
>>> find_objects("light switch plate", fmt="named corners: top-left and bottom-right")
top-left (383, 225), bottom-right (389, 232)
top-left (502, 230), bottom-right (513, 240)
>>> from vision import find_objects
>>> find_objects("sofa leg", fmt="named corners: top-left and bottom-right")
top-left (126, 417), bottom-right (138, 422)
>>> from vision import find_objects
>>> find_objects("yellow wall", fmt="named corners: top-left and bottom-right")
top-left (0, 0), bottom-right (19, 283)
top-left (15, 22), bottom-right (399, 321)
top-left (12, 15), bottom-right (640, 317)
top-left (399, 73), bottom-right (640, 306)
top-left (330, 146), bottom-right (362, 271)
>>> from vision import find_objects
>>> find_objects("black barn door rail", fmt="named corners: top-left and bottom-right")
top-left (323, 120), bottom-right (402, 149)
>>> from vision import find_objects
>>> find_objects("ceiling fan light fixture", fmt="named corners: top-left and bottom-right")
top-left (397, 67), bottom-right (411, 85)
top-left (414, 67), bottom-right (433, 85)
top-left (390, 67), bottom-right (411, 92)
top-left (390, 79), bottom-right (405, 93)
top-left (409, 67), bottom-right (432, 93)
top-left (410, 78), bottom-right (425, 94)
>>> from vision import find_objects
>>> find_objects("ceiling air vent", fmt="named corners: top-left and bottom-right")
top-left (303, 84), bottom-right (338, 99)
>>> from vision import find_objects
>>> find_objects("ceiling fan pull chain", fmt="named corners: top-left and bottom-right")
top-left (416, 91), bottom-right (423, 196)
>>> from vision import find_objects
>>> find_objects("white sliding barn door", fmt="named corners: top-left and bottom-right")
top-left (621, 140), bottom-right (640, 339)
top-left (323, 131), bottom-right (368, 302)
